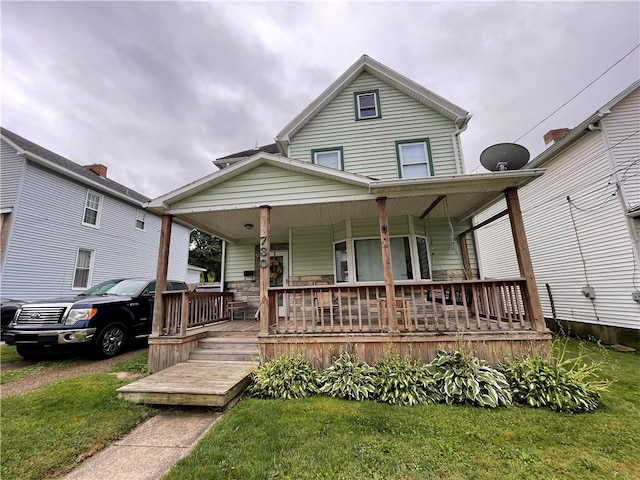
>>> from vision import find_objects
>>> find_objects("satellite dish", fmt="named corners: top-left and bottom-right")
top-left (480, 143), bottom-right (530, 172)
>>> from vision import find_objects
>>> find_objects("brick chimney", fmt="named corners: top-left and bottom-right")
top-left (543, 128), bottom-right (571, 146)
top-left (84, 164), bottom-right (108, 178)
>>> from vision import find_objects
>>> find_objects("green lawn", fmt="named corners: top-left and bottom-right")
top-left (1, 354), bottom-right (155, 480)
top-left (164, 340), bottom-right (640, 480)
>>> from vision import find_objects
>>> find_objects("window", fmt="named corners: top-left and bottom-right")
top-left (354, 237), bottom-right (413, 282)
top-left (136, 210), bottom-right (147, 230)
top-left (73, 248), bottom-right (94, 289)
top-left (334, 241), bottom-right (348, 282)
top-left (354, 90), bottom-right (381, 120)
top-left (396, 139), bottom-right (434, 178)
top-left (311, 147), bottom-right (343, 170)
top-left (416, 237), bottom-right (431, 280)
top-left (83, 190), bottom-right (103, 227)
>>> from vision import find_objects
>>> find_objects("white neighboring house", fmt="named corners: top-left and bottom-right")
top-left (474, 80), bottom-right (640, 349)
top-left (0, 128), bottom-right (191, 302)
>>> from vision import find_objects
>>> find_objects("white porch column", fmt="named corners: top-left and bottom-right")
top-left (377, 197), bottom-right (398, 332)
top-left (259, 205), bottom-right (271, 334)
top-left (152, 214), bottom-right (172, 336)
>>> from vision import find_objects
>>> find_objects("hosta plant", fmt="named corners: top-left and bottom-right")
top-left (375, 354), bottom-right (441, 406)
top-left (500, 351), bottom-right (609, 413)
top-left (318, 351), bottom-right (377, 401)
top-left (248, 355), bottom-right (319, 399)
top-left (427, 350), bottom-right (512, 408)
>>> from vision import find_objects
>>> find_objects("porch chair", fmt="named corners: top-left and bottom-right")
top-left (314, 291), bottom-right (339, 324)
top-left (226, 297), bottom-right (248, 321)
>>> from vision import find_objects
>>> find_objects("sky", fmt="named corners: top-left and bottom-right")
top-left (1, 1), bottom-right (639, 200)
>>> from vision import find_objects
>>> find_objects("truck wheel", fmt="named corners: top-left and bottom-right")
top-left (16, 345), bottom-right (47, 360)
top-left (93, 322), bottom-right (128, 358)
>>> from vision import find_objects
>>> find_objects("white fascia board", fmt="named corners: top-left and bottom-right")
top-left (0, 135), bottom-right (26, 155)
top-left (369, 170), bottom-right (545, 195)
top-left (20, 150), bottom-right (146, 207)
top-left (0, 207), bottom-right (13, 214)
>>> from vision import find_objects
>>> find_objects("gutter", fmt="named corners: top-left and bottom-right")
top-left (452, 114), bottom-right (472, 174)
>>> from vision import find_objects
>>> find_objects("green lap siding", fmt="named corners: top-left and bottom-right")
top-left (292, 227), bottom-right (334, 276)
top-left (171, 164), bottom-right (369, 210)
top-left (288, 72), bottom-right (459, 179)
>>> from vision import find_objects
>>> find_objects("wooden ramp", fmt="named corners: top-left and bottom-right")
top-left (117, 360), bottom-right (258, 407)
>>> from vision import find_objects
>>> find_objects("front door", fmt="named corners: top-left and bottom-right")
top-left (269, 250), bottom-right (288, 316)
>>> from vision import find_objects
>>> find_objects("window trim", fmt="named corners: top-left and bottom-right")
top-left (82, 190), bottom-right (103, 228)
top-left (135, 209), bottom-right (147, 231)
top-left (395, 138), bottom-right (434, 178)
top-left (353, 89), bottom-right (382, 121)
top-left (311, 146), bottom-right (344, 170)
top-left (72, 247), bottom-right (95, 290)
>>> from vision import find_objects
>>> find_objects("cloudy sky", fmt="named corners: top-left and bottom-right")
top-left (2, 1), bottom-right (639, 199)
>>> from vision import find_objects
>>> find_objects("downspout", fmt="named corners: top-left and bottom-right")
top-left (219, 240), bottom-right (226, 292)
top-left (452, 114), bottom-right (472, 174)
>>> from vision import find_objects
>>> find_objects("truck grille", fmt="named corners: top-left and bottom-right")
top-left (16, 306), bottom-right (67, 324)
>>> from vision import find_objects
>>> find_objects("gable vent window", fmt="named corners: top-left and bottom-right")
top-left (396, 139), bottom-right (434, 178)
top-left (82, 190), bottom-right (103, 228)
top-left (354, 90), bottom-right (381, 120)
top-left (136, 209), bottom-right (147, 231)
top-left (311, 147), bottom-right (344, 170)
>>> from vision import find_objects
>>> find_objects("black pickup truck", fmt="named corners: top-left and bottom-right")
top-left (4, 278), bottom-right (188, 359)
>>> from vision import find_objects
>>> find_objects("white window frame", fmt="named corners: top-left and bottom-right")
top-left (72, 248), bottom-right (95, 290)
top-left (135, 209), bottom-right (147, 231)
top-left (82, 190), bottom-right (103, 228)
top-left (355, 90), bottom-right (381, 120)
top-left (311, 147), bottom-right (344, 170)
top-left (396, 139), bottom-right (434, 179)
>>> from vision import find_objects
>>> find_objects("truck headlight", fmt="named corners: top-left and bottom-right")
top-left (64, 308), bottom-right (97, 325)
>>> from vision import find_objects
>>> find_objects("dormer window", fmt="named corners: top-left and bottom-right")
top-left (354, 90), bottom-right (381, 120)
top-left (311, 147), bottom-right (344, 170)
top-left (396, 139), bottom-right (434, 178)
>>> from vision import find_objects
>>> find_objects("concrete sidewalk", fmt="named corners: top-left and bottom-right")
top-left (62, 408), bottom-right (221, 480)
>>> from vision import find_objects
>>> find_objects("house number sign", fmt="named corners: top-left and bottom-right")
top-left (259, 236), bottom-right (269, 268)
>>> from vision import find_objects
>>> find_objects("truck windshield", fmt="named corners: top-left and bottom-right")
top-left (81, 279), bottom-right (149, 297)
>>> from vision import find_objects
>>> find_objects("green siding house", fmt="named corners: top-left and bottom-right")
top-left (146, 55), bottom-right (551, 372)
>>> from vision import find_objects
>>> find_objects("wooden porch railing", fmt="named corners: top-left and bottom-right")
top-left (266, 279), bottom-right (531, 335)
top-left (161, 291), bottom-right (233, 336)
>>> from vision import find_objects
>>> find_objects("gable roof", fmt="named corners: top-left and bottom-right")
top-left (527, 79), bottom-right (640, 170)
top-left (148, 151), bottom-right (374, 210)
top-left (1, 127), bottom-right (150, 205)
top-left (275, 54), bottom-right (471, 152)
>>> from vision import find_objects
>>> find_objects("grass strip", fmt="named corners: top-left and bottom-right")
top-left (1, 373), bottom-right (155, 480)
top-left (165, 340), bottom-right (640, 480)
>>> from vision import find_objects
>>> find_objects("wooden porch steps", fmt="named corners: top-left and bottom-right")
top-left (117, 360), bottom-right (258, 407)
top-left (189, 336), bottom-right (259, 362)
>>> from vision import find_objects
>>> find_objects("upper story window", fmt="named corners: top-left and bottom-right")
top-left (136, 209), bottom-right (147, 231)
top-left (354, 90), bottom-right (381, 120)
top-left (396, 139), bottom-right (434, 178)
top-left (73, 248), bottom-right (94, 289)
top-left (311, 147), bottom-right (344, 170)
top-left (82, 190), bottom-right (103, 227)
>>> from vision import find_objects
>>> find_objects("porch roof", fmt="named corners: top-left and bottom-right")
top-left (147, 153), bottom-right (544, 242)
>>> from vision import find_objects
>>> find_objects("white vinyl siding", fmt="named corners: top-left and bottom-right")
top-left (601, 87), bottom-right (640, 210)
top-left (82, 190), bottom-right (103, 227)
top-left (0, 162), bottom-right (190, 302)
top-left (0, 139), bottom-right (25, 210)
top-left (73, 248), bottom-right (94, 289)
top-left (171, 164), bottom-right (369, 210)
top-left (475, 131), bottom-right (639, 330)
top-left (289, 71), bottom-right (459, 180)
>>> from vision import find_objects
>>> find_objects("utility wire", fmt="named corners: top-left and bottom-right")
top-left (513, 43), bottom-right (640, 143)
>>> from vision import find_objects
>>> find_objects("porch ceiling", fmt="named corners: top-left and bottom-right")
top-left (170, 182), bottom-right (536, 242)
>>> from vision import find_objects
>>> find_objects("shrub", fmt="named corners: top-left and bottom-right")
top-left (248, 355), bottom-right (319, 399)
top-left (375, 354), bottom-right (441, 406)
top-left (500, 348), bottom-right (609, 413)
top-left (318, 351), bottom-right (377, 401)
top-left (427, 350), bottom-right (512, 408)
